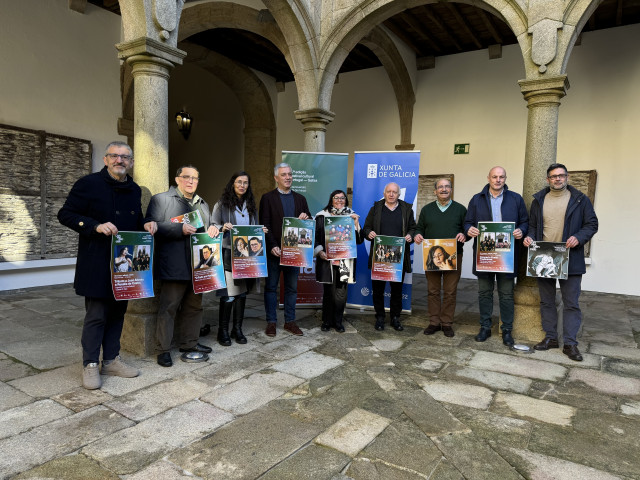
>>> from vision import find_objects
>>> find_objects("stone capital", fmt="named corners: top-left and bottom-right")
top-left (518, 75), bottom-right (570, 106)
top-left (294, 108), bottom-right (336, 132)
top-left (116, 37), bottom-right (186, 66)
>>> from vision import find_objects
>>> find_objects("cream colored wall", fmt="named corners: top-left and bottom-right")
top-left (168, 62), bottom-right (245, 209)
top-left (0, 0), bottom-right (124, 169)
top-left (276, 26), bottom-right (639, 296)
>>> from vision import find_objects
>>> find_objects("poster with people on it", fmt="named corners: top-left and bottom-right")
top-left (231, 225), bottom-right (268, 279)
top-left (191, 233), bottom-right (225, 293)
top-left (324, 216), bottom-right (357, 260)
top-left (526, 241), bottom-right (569, 280)
top-left (475, 221), bottom-right (515, 273)
top-left (280, 217), bottom-right (315, 268)
top-left (111, 231), bottom-right (154, 300)
top-left (422, 238), bottom-right (458, 271)
top-left (170, 210), bottom-right (204, 229)
top-left (371, 235), bottom-right (405, 282)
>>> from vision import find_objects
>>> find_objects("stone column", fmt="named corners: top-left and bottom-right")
top-left (513, 75), bottom-right (569, 342)
top-left (294, 108), bottom-right (335, 152)
top-left (116, 39), bottom-right (185, 356)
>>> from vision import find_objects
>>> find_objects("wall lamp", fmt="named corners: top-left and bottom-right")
top-left (175, 110), bottom-right (192, 140)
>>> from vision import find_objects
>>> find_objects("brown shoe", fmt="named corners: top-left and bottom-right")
top-left (534, 338), bottom-right (559, 351)
top-left (265, 322), bottom-right (276, 337)
top-left (442, 325), bottom-right (455, 337)
top-left (423, 324), bottom-right (441, 335)
top-left (284, 322), bottom-right (303, 336)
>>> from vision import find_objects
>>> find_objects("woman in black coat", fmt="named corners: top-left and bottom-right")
top-left (314, 190), bottom-right (363, 332)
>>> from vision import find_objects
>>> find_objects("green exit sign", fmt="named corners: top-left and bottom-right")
top-left (454, 144), bottom-right (470, 154)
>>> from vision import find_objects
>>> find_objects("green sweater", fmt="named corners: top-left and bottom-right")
top-left (415, 201), bottom-right (467, 254)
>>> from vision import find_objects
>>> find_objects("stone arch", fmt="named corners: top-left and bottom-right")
top-left (558, 0), bottom-right (605, 74)
top-left (179, 42), bottom-right (277, 199)
top-left (360, 26), bottom-right (416, 149)
top-left (317, 0), bottom-right (528, 111)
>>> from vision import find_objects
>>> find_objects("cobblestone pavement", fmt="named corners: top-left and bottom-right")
top-left (1, 277), bottom-right (639, 479)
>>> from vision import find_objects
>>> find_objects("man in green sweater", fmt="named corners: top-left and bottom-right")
top-left (414, 178), bottom-right (467, 337)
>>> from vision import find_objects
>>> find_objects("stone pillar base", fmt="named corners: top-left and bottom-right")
top-left (122, 297), bottom-right (159, 357)
top-left (513, 283), bottom-right (544, 343)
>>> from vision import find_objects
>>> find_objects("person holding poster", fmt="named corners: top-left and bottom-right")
top-left (464, 166), bottom-right (528, 347)
top-left (146, 165), bottom-right (217, 367)
top-left (363, 182), bottom-right (416, 332)
top-left (414, 178), bottom-right (467, 337)
top-left (314, 190), bottom-right (364, 332)
top-left (523, 163), bottom-right (598, 361)
top-left (259, 163), bottom-right (311, 337)
top-left (58, 141), bottom-right (157, 390)
top-left (211, 171), bottom-right (266, 346)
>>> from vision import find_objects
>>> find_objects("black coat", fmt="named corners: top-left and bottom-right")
top-left (528, 185), bottom-right (598, 275)
top-left (145, 186), bottom-right (211, 282)
top-left (57, 167), bottom-right (145, 299)
top-left (362, 199), bottom-right (417, 273)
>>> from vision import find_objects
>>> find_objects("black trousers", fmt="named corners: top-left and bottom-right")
top-left (372, 279), bottom-right (403, 318)
top-left (82, 297), bottom-right (128, 366)
top-left (322, 265), bottom-right (348, 326)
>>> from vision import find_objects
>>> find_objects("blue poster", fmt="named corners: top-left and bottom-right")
top-left (347, 151), bottom-right (421, 312)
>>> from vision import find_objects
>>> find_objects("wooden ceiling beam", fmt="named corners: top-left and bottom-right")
top-left (445, 3), bottom-right (483, 49)
top-left (616, 0), bottom-right (624, 26)
top-left (477, 8), bottom-right (503, 44)
top-left (420, 6), bottom-right (463, 52)
top-left (69, 0), bottom-right (87, 13)
top-left (382, 19), bottom-right (424, 55)
top-left (398, 11), bottom-right (443, 54)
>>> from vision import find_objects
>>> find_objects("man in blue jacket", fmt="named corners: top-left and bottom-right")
top-left (58, 141), bottom-right (157, 389)
top-left (523, 163), bottom-right (598, 361)
top-left (464, 166), bottom-right (528, 347)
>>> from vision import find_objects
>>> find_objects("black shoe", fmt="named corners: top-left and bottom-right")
top-left (563, 344), bottom-right (583, 361)
top-left (157, 352), bottom-right (172, 367)
top-left (375, 317), bottom-right (385, 331)
top-left (475, 327), bottom-right (492, 342)
top-left (179, 343), bottom-right (213, 354)
top-left (218, 299), bottom-right (233, 346)
top-left (502, 330), bottom-right (515, 347)
top-left (230, 296), bottom-right (248, 344)
top-left (321, 323), bottom-right (331, 332)
top-left (390, 317), bottom-right (404, 331)
top-left (534, 338), bottom-right (559, 351)
top-left (199, 324), bottom-right (211, 337)
top-left (335, 323), bottom-right (345, 333)
top-left (442, 325), bottom-right (455, 338)
top-left (424, 324), bottom-right (441, 335)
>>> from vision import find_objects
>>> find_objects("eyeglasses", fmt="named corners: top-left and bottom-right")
top-left (106, 153), bottom-right (132, 161)
top-left (179, 175), bottom-right (199, 182)
top-left (234, 181), bottom-right (249, 186)
top-left (436, 186), bottom-right (451, 190)
top-left (548, 174), bottom-right (567, 180)
top-left (333, 196), bottom-right (346, 201)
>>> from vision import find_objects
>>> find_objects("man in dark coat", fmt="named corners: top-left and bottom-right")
top-left (145, 165), bottom-right (218, 367)
top-left (464, 166), bottom-right (528, 347)
top-left (363, 182), bottom-right (417, 332)
top-left (524, 163), bottom-right (598, 361)
top-left (58, 141), bottom-right (157, 390)
top-left (259, 162), bottom-right (311, 337)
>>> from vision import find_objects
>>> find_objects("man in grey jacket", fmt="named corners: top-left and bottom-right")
top-left (145, 165), bottom-right (219, 367)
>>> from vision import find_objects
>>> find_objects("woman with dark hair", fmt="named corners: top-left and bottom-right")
top-left (426, 245), bottom-right (455, 271)
top-left (233, 237), bottom-right (249, 257)
top-left (314, 190), bottom-right (363, 332)
top-left (209, 172), bottom-right (267, 345)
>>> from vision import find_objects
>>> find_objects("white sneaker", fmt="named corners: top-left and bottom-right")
top-left (82, 363), bottom-right (102, 390)
top-left (101, 356), bottom-right (139, 378)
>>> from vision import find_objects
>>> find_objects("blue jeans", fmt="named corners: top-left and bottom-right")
top-left (265, 254), bottom-right (299, 323)
top-left (477, 273), bottom-right (514, 331)
top-left (537, 275), bottom-right (582, 346)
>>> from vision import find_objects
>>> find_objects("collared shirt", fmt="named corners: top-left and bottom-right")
top-left (276, 187), bottom-right (291, 195)
top-left (437, 199), bottom-right (452, 212)
top-left (489, 190), bottom-right (503, 222)
top-left (384, 202), bottom-right (399, 211)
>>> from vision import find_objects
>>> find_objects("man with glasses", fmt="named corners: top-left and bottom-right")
top-left (146, 165), bottom-right (219, 367)
top-left (248, 237), bottom-right (264, 256)
top-left (464, 166), bottom-right (528, 347)
top-left (414, 178), bottom-right (467, 337)
top-left (259, 162), bottom-right (311, 337)
top-left (523, 164), bottom-right (598, 361)
top-left (58, 141), bottom-right (157, 389)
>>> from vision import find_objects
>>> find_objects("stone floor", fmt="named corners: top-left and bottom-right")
top-left (1, 277), bottom-right (639, 480)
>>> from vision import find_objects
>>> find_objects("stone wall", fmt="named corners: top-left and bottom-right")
top-left (0, 124), bottom-right (91, 261)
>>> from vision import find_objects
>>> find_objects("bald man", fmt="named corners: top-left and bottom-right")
top-left (464, 166), bottom-right (528, 347)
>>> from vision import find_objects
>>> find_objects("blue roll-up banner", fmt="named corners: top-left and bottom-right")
top-left (280, 151), bottom-right (349, 305)
top-left (347, 151), bottom-right (421, 312)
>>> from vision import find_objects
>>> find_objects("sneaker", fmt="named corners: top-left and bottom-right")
top-left (265, 322), bottom-right (276, 337)
top-left (284, 322), bottom-right (304, 336)
top-left (101, 356), bottom-right (139, 378)
top-left (83, 363), bottom-right (102, 390)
